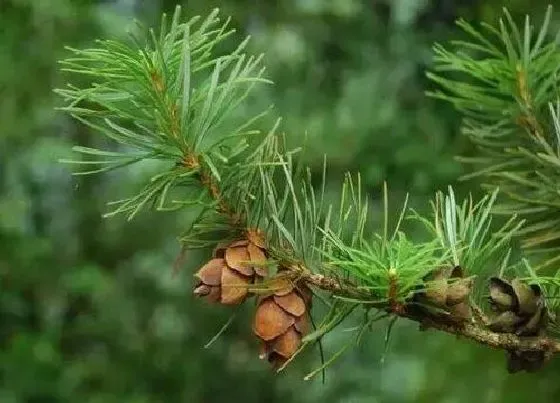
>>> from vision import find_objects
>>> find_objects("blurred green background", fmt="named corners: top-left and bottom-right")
top-left (2, 0), bottom-right (560, 402)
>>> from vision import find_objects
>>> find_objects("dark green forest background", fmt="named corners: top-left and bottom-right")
top-left (1, 1), bottom-right (560, 402)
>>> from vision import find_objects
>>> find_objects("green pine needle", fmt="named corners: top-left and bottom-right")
top-left (427, 5), bottom-right (560, 271)
top-left (58, 6), bottom-right (560, 362)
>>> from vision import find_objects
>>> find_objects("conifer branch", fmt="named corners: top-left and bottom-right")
top-left (286, 270), bottom-right (560, 359)
top-left (57, 5), bottom-right (560, 375)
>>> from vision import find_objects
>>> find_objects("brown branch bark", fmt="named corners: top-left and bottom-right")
top-left (300, 272), bottom-right (560, 355)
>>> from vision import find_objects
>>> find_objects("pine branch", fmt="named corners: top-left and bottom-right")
top-left (299, 271), bottom-right (560, 355)
top-left (57, 5), bottom-right (560, 376)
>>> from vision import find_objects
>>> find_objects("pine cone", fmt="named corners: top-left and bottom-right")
top-left (193, 229), bottom-right (268, 305)
top-left (487, 277), bottom-right (547, 336)
top-left (253, 278), bottom-right (312, 369)
top-left (415, 266), bottom-right (473, 321)
top-left (487, 277), bottom-right (548, 373)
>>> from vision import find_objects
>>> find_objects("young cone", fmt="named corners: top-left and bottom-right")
top-left (193, 229), bottom-right (268, 305)
top-left (414, 266), bottom-right (473, 322)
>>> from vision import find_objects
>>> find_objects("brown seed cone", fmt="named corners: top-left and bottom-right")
top-left (253, 282), bottom-right (312, 368)
top-left (193, 233), bottom-right (269, 305)
top-left (486, 277), bottom-right (547, 338)
top-left (417, 266), bottom-right (472, 321)
top-left (488, 277), bottom-right (550, 373)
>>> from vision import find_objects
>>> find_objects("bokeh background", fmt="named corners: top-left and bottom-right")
top-left (2, 0), bottom-right (560, 402)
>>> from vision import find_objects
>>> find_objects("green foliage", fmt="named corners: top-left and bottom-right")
top-left (57, 7), bottom-right (270, 224)
top-left (413, 188), bottom-right (525, 279)
top-left (57, 4), bottom-right (560, 385)
top-left (4, 0), bottom-right (560, 402)
top-left (56, 5), bottom-right (532, 324)
top-left (428, 6), bottom-right (560, 271)
top-left (320, 184), bottom-right (447, 304)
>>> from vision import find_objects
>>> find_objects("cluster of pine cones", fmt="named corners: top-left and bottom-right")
top-left (193, 229), bottom-right (311, 368)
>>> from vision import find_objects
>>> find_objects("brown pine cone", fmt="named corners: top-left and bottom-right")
top-left (415, 266), bottom-right (473, 321)
top-left (487, 277), bottom-right (547, 336)
top-left (487, 277), bottom-right (548, 374)
top-left (253, 279), bottom-right (312, 369)
top-left (193, 229), bottom-right (268, 305)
